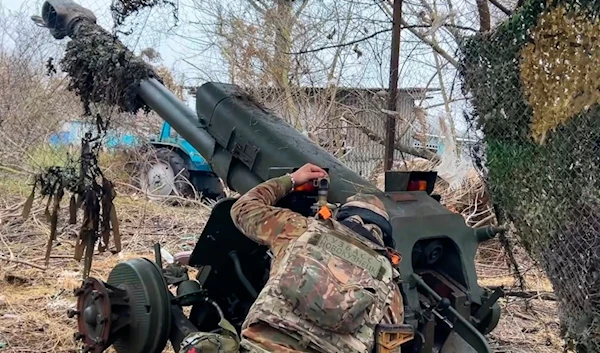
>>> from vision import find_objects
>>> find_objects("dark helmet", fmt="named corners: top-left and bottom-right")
top-left (336, 193), bottom-right (394, 248)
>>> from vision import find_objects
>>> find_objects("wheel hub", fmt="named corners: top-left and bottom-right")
top-left (73, 277), bottom-right (124, 352)
top-left (142, 162), bottom-right (175, 196)
top-left (69, 258), bottom-right (171, 353)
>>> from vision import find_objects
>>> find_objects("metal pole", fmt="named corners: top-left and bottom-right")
top-left (384, 0), bottom-right (403, 171)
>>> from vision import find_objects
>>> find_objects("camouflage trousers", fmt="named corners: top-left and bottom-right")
top-left (239, 339), bottom-right (272, 353)
top-left (179, 317), bottom-right (241, 353)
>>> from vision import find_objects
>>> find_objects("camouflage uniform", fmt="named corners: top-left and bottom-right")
top-left (230, 175), bottom-right (404, 353)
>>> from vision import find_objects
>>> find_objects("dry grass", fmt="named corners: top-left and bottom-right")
top-left (477, 240), bottom-right (564, 353)
top-left (0, 172), bottom-right (564, 353)
top-left (0, 174), bottom-right (210, 353)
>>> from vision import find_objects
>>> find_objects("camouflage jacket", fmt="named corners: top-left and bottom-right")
top-left (231, 175), bottom-right (404, 353)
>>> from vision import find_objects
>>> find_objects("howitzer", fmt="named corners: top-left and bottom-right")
top-left (34, 1), bottom-right (505, 352)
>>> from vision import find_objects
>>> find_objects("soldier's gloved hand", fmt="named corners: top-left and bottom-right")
top-left (291, 163), bottom-right (328, 186)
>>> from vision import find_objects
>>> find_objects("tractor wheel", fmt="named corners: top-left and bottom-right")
top-left (139, 148), bottom-right (193, 199)
top-left (192, 173), bottom-right (226, 201)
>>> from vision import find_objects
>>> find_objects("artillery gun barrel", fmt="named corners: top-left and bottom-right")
top-left (36, 0), bottom-right (382, 203)
top-left (140, 76), bottom-right (381, 201)
top-left (42, 0), bottom-right (380, 202)
top-left (136, 78), bottom-right (265, 192)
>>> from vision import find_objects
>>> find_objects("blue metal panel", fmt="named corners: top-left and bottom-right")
top-left (159, 121), bottom-right (172, 140)
top-left (154, 121), bottom-right (212, 172)
top-left (48, 120), bottom-right (213, 173)
top-left (104, 133), bottom-right (141, 150)
top-left (49, 131), bottom-right (71, 146)
top-left (152, 137), bottom-right (212, 172)
top-left (177, 139), bottom-right (212, 172)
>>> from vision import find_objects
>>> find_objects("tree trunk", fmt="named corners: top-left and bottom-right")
top-left (476, 0), bottom-right (491, 31)
top-left (272, 0), bottom-right (300, 129)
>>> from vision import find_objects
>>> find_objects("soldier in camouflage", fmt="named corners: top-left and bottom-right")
top-left (235, 163), bottom-right (404, 353)
top-left (180, 163), bottom-right (404, 353)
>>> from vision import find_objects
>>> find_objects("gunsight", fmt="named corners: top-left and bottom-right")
top-left (34, 1), bottom-right (506, 352)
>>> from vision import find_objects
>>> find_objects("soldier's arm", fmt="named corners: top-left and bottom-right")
top-left (230, 175), bottom-right (308, 254)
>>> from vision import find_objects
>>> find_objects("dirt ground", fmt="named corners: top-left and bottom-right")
top-left (0, 177), bottom-right (564, 353)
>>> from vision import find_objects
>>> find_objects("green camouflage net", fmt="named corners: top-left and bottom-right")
top-left (458, 0), bottom-right (600, 351)
top-left (22, 18), bottom-right (161, 279)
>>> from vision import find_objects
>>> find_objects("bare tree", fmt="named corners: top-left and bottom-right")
top-left (0, 5), bottom-right (83, 174)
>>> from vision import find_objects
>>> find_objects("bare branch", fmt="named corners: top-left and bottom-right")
top-left (294, 0), bottom-right (310, 17)
top-left (489, 0), bottom-right (513, 15)
top-left (476, 0), bottom-right (492, 31)
top-left (424, 97), bottom-right (468, 109)
top-left (400, 18), bottom-right (459, 68)
top-left (0, 254), bottom-right (47, 270)
top-left (288, 23), bottom-right (473, 56)
top-left (287, 28), bottom-right (392, 55)
top-left (247, 0), bottom-right (267, 14)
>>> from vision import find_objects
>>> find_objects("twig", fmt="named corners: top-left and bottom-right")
top-left (287, 29), bottom-right (392, 55)
top-left (0, 254), bottom-right (46, 270)
top-left (0, 230), bottom-right (14, 258)
top-left (340, 115), bottom-right (439, 161)
top-left (489, 0), bottom-right (513, 15)
top-left (400, 19), bottom-right (459, 68)
top-left (287, 24), bottom-right (469, 55)
top-left (487, 285), bottom-right (557, 301)
top-left (512, 311), bottom-right (536, 321)
top-left (505, 290), bottom-right (557, 301)
top-left (0, 164), bottom-right (27, 175)
top-left (31, 254), bottom-right (76, 262)
top-left (472, 213), bottom-right (496, 228)
top-left (2, 200), bottom-right (27, 213)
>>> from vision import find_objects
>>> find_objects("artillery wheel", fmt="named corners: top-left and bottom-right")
top-left (74, 278), bottom-right (117, 352)
top-left (72, 258), bottom-right (171, 353)
top-left (139, 147), bottom-right (193, 199)
top-left (107, 258), bottom-right (171, 353)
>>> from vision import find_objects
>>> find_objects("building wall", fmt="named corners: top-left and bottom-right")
top-left (257, 89), bottom-right (423, 178)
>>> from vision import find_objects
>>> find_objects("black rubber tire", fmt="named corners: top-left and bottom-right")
top-left (143, 147), bottom-right (194, 198)
top-left (192, 173), bottom-right (226, 201)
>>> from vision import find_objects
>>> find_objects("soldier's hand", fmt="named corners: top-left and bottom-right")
top-left (291, 163), bottom-right (328, 186)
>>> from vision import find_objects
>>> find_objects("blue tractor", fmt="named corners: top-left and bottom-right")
top-left (139, 122), bottom-right (226, 200)
top-left (48, 120), bottom-right (225, 201)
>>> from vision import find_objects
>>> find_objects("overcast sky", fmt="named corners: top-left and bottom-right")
top-left (1, 0), bottom-right (183, 66)
top-left (1, 0), bottom-right (491, 136)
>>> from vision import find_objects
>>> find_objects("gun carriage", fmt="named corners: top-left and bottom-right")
top-left (34, 2), bottom-right (505, 352)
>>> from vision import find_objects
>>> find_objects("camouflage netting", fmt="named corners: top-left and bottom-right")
top-left (23, 16), bottom-right (164, 278)
top-left (61, 21), bottom-right (160, 115)
top-left (458, 0), bottom-right (600, 351)
top-left (110, 0), bottom-right (178, 27)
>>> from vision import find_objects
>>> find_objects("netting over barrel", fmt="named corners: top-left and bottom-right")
top-left (458, 0), bottom-right (600, 351)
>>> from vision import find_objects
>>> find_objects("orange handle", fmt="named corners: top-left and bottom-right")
top-left (318, 206), bottom-right (332, 219)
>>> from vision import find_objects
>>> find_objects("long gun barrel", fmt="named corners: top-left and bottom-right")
top-left (139, 78), bottom-right (382, 202)
top-left (34, 1), bottom-right (504, 352)
top-left (36, 0), bottom-right (381, 203)
top-left (137, 79), bottom-right (268, 193)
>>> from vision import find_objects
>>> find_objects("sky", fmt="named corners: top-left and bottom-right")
top-left (1, 0), bottom-right (182, 66)
top-left (0, 0), bottom-right (497, 137)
